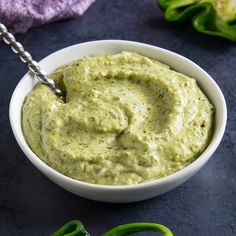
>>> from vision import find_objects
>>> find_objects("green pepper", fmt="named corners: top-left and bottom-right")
top-left (52, 221), bottom-right (173, 236)
top-left (51, 220), bottom-right (90, 236)
top-left (102, 222), bottom-right (173, 236)
top-left (158, 0), bottom-right (236, 41)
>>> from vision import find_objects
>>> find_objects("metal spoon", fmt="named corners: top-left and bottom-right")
top-left (0, 23), bottom-right (63, 98)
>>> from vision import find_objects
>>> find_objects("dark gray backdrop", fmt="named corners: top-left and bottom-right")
top-left (0, 1), bottom-right (235, 235)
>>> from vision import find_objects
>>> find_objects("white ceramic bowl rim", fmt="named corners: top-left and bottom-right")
top-left (9, 40), bottom-right (227, 191)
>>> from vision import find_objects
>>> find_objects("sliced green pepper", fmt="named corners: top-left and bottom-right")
top-left (51, 220), bottom-right (90, 236)
top-left (102, 222), bottom-right (173, 236)
top-left (52, 221), bottom-right (173, 236)
top-left (158, 0), bottom-right (236, 41)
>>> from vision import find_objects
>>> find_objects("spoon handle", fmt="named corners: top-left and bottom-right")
top-left (0, 23), bottom-right (63, 98)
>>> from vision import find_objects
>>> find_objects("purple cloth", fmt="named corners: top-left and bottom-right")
top-left (0, 0), bottom-right (95, 33)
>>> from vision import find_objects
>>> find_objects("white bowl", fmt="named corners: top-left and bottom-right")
top-left (9, 40), bottom-right (227, 203)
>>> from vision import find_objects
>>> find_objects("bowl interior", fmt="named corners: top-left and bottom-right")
top-left (9, 40), bottom-right (227, 189)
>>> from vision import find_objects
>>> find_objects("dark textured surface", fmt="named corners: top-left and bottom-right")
top-left (0, 1), bottom-right (235, 235)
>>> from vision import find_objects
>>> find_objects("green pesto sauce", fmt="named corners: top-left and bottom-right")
top-left (22, 52), bottom-right (214, 185)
